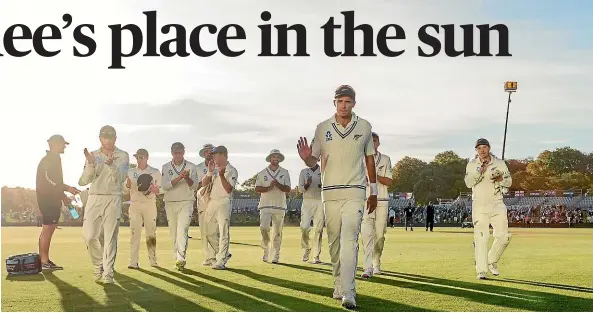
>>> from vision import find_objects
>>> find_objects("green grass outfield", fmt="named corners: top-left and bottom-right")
top-left (2, 226), bottom-right (592, 312)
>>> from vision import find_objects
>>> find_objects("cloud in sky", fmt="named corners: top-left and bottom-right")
top-left (0, 0), bottom-right (591, 189)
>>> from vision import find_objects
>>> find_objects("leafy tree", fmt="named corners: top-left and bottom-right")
top-left (391, 157), bottom-right (427, 192)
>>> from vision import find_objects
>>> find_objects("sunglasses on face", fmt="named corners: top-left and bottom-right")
top-left (136, 156), bottom-right (146, 160)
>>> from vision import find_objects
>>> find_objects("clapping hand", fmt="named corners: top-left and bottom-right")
top-left (105, 154), bottom-right (118, 166)
top-left (149, 184), bottom-right (160, 194)
top-left (84, 148), bottom-right (95, 164)
top-left (207, 159), bottom-right (215, 173)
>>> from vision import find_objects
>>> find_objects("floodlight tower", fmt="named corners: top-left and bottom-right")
top-left (502, 81), bottom-right (517, 160)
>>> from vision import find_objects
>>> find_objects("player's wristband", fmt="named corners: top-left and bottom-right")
top-left (370, 183), bottom-right (378, 196)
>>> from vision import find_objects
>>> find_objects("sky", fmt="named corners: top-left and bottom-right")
top-left (0, 0), bottom-right (592, 190)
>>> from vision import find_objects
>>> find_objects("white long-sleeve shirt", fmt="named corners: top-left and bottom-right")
top-left (78, 147), bottom-right (130, 196)
top-left (464, 154), bottom-right (512, 205)
top-left (298, 166), bottom-right (322, 200)
top-left (161, 160), bottom-right (198, 202)
top-left (123, 165), bottom-right (162, 203)
top-left (209, 163), bottom-right (239, 201)
top-left (366, 152), bottom-right (393, 202)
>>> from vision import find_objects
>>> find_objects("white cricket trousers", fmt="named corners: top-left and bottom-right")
top-left (260, 208), bottom-right (285, 262)
top-left (164, 201), bottom-right (193, 263)
top-left (129, 201), bottom-right (157, 266)
top-left (198, 199), bottom-right (216, 263)
top-left (361, 202), bottom-right (388, 270)
top-left (300, 199), bottom-right (324, 260)
top-left (82, 195), bottom-right (122, 279)
top-left (204, 198), bottom-right (232, 265)
top-left (472, 200), bottom-right (512, 274)
top-left (324, 198), bottom-right (364, 298)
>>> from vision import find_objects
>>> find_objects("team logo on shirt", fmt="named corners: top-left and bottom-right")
top-left (353, 134), bottom-right (363, 140)
top-left (279, 175), bottom-right (284, 179)
top-left (169, 169), bottom-right (174, 176)
top-left (264, 176), bottom-right (268, 182)
top-left (378, 165), bottom-right (384, 170)
top-left (325, 131), bottom-right (333, 142)
top-left (133, 172), bottom-right (139, 178)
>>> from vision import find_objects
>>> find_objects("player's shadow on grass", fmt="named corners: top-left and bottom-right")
top-left (492, 278), bottom-right (593, 294)
top-left (113, 271), bottom-right (210, 311)
top-left (182, 268), bottom-right (341, 311)
top-left (43, 271), bottom-right (104, 311)
top-left (280, 263), bottom-right (593, 312)
top-left (228, 268), bottom-right (431, 312)
top-left (139, 267), bottom-right (280, 311)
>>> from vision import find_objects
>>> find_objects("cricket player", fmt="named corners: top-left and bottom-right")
top-left (297, 85), bottom-right (377, 309)
top-left (199, 146), bottom-right (238, 270)
top-left (298, 162), bottom-right (324, 264)
top-left (36, 134), bottom-right (81, 270)
top-left (361, 132), bottom-right (393, 278)
top-left (123, 149), bottom-right (161, 269)
top-left (464, 138), bottom-right (512, 280)
top-left (161, 142), bottom-right (198, 271)
top-left (79, 125), bottom-right (130, 284)
top-left (196, 143), bottom-right (217, 266)
top-left (255, 149), bottom-right (291, 264)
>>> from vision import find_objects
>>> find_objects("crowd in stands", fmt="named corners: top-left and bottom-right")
top-left (3, 195), bottom-right (593, 227)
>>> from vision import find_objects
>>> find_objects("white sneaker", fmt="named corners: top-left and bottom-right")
top-left (488, 263), bottom-right (500, 276)
top-left (373, 266), bottom-right (382, 275)
top-left (94, 273), bottom-right (103, 282)
top-left (361, 268), bottom-right (373, 279)
top-left (127, 264), bottom-right (139, 269)
top-left (341, 295), bottom-right (357, 309)
top-left (150, 261), bottom-right (159, 267)
top-left (223, 254), bottom-right (232, 265)
top-left (302, 248), bottom-right (311, 262)
top-left (202, 259), bottom-right (214, 266)
top-left (262, 252), bottom-right (269, 263)
top-left (332, 286), bottom-right (342, 299)
top-left (311, 258), bottom-right (321, 264)
top-left (103, 276), bottom-right (114, 284)
top-left (212, 263), bottom-right (226, 270)
top-left (477, 272), bottom-right (487, 280)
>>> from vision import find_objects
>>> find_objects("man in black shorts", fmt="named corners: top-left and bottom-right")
top-left (36, 134), bottom-right (80, 270)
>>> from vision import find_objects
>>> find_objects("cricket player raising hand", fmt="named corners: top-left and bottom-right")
top-left (297, 85), bottom-right (377, 309)
top-left (79, 125), bottom-right (130, 284)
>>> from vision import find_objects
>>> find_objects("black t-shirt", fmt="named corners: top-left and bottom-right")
top-left (404, 207), bottom-right (414, 217)
top-left (36, 151), bottom-right (65, 208)
top-left (426, 205), bottom-right (435, 218)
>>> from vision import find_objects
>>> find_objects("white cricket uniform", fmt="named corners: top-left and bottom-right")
top-left (161, 160), bottom-right (198, 263)
top-left (257, 166), bottom-right (291, 262)
top-left (204, 163), bottom-right (238, 266)
top-left (196, 161), bottom-right (216, 263)
top-left (298, 166), bottom-right (324, 261)
top-left (78, 147), bottom-right (130, 280)
top-left (310, 112), bottom-right (374, 298)
top-left (362, 152), bottom-right (393, 270)
top-left (123, 165), bottom-right (161, 266)
top-left (464, 154), bottom-right (512, 275)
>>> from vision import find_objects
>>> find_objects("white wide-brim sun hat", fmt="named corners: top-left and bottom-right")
top-left (266, 149), bottom-right (285, 163)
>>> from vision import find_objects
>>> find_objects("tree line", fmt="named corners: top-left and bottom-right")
top-left (2, 147), bottom-right (592, 213)
top-left (391, 147), bottom-right (593, 204)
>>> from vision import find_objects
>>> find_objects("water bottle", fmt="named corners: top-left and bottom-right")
top-left (68, 204), bottom-right (80, 219)
top-left (68, 194), bottom-right (82, 219)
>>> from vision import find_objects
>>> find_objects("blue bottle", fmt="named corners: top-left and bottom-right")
top-left (68, 204), bottom-right (80, 219)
